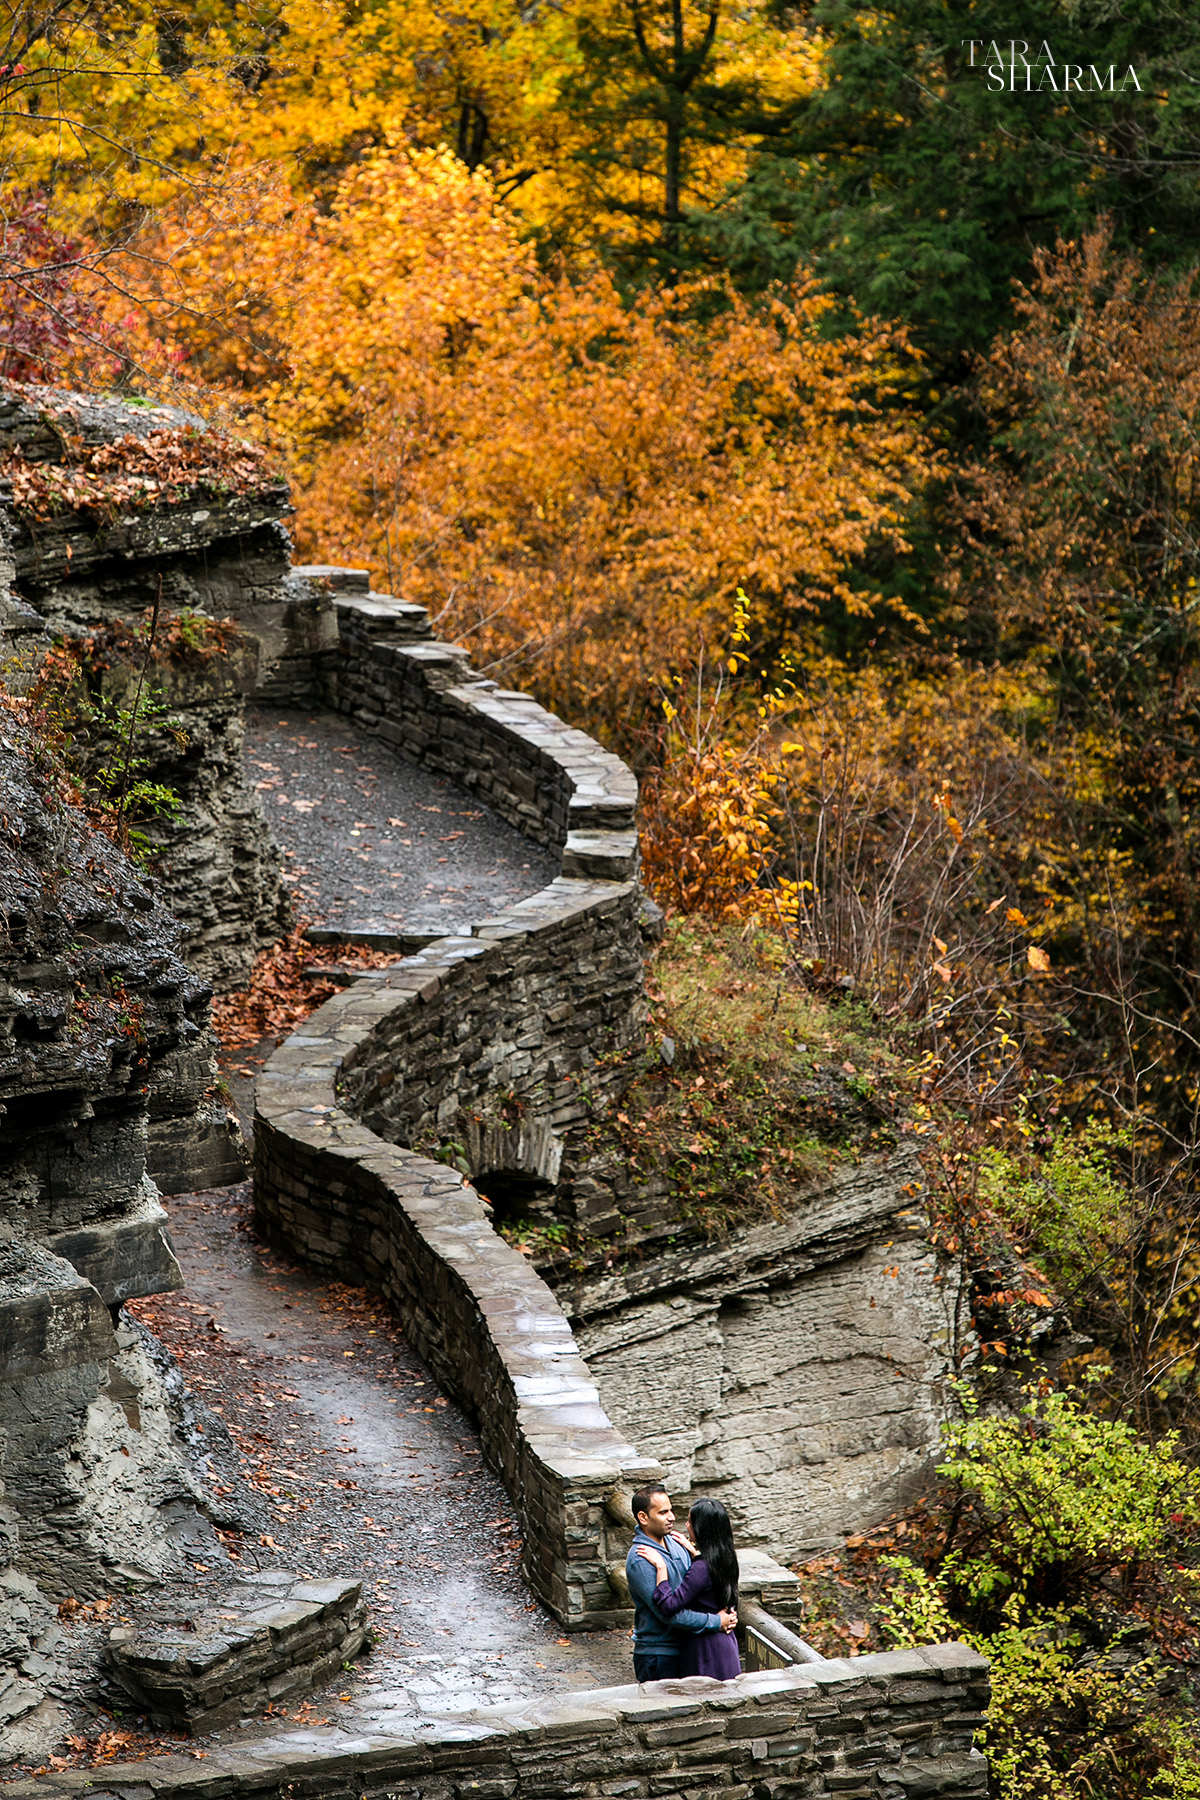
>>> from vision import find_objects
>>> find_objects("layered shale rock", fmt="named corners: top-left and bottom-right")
top-left (0, 722), bottom-right (241, 1758)
top-left (0, 382), bottom-right (297, 996)
top-left (105, 1571), bottom-right (368, 1734)
top-left (559, 1150), bottom-right (956, 1563)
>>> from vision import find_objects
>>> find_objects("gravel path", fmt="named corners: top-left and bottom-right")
top-left (122, 1185), bottom-right (631, 1749)
top-left (244, 709), bottom-right (558, 941)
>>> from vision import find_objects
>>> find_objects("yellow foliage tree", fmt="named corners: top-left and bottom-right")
top-left (0, 0), bottom-right (819, 259)
top-left (1, 1), bottom-right (268, 219)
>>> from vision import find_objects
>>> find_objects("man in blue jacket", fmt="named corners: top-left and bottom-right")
top-left (625, 1483), bottom-right (737, 1682)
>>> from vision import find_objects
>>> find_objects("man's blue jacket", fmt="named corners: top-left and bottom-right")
top-left (625, 1526), bottom-right (721, 1655)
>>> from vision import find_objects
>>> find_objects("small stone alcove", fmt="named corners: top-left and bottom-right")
top-left (473, 1168), bottom-right (558, 1225)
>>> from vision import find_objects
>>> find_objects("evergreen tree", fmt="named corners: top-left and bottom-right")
top-left (740, 0), bottom-right (1200, 369)
top-left (557, 0), bottom-right (793, 282)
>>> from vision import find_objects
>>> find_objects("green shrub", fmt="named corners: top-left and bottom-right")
top-left (876, 1383), bottom-right (1200, 1798)
top-left (936, 1381), bottom-right (1200, 1608)
top-left (882, 1574), bottom-right (1146, 1800)
top-left (981, 1120), bottom-right (1130, 1298)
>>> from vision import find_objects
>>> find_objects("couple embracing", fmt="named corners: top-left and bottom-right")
top-left (624, 1482), bottom-right (741, 1684)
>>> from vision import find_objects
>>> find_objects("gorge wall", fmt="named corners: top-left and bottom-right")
top-left (0, 383), bottom-right (294, 997)
top-left (562, 1161), bottom-right (956, 1562)
top-left (0, 385), bottom-right (299, 1754)
top-left (0, 717), bottom-right (247, 1758)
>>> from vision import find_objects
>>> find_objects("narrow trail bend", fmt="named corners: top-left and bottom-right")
top-left (133, 1186), bottom-right (631, 1744)
top-left (244, 707), bottom-right (558, 941)
top-left (121, 706), bottom-right (631, 1747)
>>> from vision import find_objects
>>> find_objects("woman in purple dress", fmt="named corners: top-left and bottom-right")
top-left (635, 1497), bottom-right (741, 1680)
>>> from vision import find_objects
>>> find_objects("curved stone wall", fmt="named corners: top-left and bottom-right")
top-left (6, 1640), bottom-right (991, 1800)
top-left (252, 577), bottom-right (962, 1635)
top-left (253, 585), bottom-right (661, 1628)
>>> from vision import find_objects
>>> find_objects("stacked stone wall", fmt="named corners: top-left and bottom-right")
top-left (319, 575), bottom-right (636, 852)
top-left (254, 583), bottom-right (659, 1629)
top-left (3, 1644), bottom-right (990, 1800)
top-left (256, 1082), bottom-right (656, 1629)
top-left (106, 1571), bottom-right (368, 1733)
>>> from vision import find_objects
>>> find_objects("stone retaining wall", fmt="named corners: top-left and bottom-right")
top-left (319, 572), bottom-right (639, 854)
top-left (106, 1570), bottom-right (367, 1734)
top-left (249, 577), bottom-right (980, 1790)
top-left (256, 1078), bottom-right (658, 1630)
top-left (254, 581), bottom-right (660, 1629)
top-left (4, 1644), bottom-right (990, 1800)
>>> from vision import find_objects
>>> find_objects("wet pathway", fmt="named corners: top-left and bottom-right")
top-left (244, 709), bottom-right (558, 941)
top-left (111, 710), bottom-right (634, 1748)
top-left (131, 1186), bottom-right (630, 1744)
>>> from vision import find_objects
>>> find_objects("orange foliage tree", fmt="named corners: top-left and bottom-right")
top-left (640, 620), bottom-right (1067, 1108)
top-left (138, 147), bottom-right (937, 742)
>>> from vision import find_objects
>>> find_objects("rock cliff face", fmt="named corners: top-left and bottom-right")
top-left (559, 1152), bottom-right (957, 1562)
top-left (0, 721), bottom-right (237, 1758)
top-left (0, 382), bottom-right (294, 996)
top-left (0, 380), bottom-right (310, 1190)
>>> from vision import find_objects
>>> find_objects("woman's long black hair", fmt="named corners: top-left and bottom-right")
top-left (689, 1497), bottom-right (739, 1610)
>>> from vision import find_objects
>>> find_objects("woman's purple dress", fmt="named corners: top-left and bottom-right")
top-left (652, 1557), bottom-right (741, 1679)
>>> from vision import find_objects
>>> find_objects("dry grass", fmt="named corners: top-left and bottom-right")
top-left (575, 918), bottom-right (904, 1240)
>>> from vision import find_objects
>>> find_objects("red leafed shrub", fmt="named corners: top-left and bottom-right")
top-left (0, 193), bottom-right (120, 383)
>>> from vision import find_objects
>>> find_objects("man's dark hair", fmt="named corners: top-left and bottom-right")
top-left (632, 1483), bottom-right (668, 1524)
